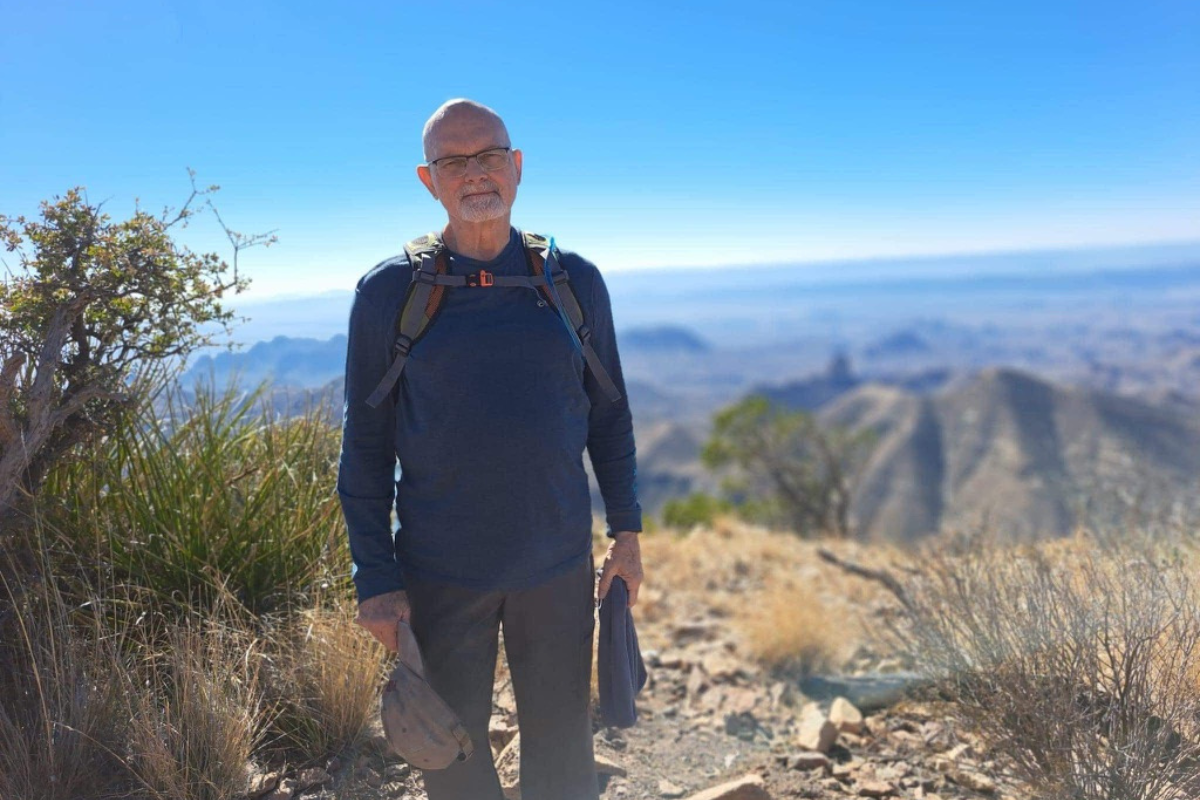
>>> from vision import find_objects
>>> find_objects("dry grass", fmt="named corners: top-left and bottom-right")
top-left (0, 569), bottom-right (131, 800)
top-left (625, 514), bottom-right (906, 674)
top-left (738, 579), bottom-right (856, 678)
top-left (126, 611), bottom-right (268, 800)
top-left (1, 515), bottom-right (387, 800)
top-left (264, 598), bottom-right (389, 758)
top-left (0, 544), bottom-right (272, 800)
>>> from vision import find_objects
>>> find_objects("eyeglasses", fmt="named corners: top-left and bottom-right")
top-left (427, 147), bottom-right (512, 178)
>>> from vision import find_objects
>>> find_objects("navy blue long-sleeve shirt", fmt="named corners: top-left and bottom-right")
top-left (337, 227), bottom-right (642, 602)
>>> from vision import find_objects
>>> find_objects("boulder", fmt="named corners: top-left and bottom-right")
top-left (796, 708), bottom-right (838, 754)
top-left (830, 696), bottom-right (865, 734)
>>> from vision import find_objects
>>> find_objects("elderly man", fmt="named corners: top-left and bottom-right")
top-left (336, 98), bottom-right (644, 800)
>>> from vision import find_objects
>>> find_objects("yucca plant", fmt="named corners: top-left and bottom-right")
top-left (44, 378), bottom-right (352, 615)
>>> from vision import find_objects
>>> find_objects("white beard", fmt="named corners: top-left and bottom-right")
top-left (456, 190), bottom-right (508, 222)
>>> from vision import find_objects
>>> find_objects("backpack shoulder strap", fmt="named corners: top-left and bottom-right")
top-left (365, 231), bottom-right (625, 409)
top-left (406, 232), bottom-right (442, 257)
top-left (364, 233), bottom-right (451, 408)
top-left (521, 232), bottom-right (623, 403)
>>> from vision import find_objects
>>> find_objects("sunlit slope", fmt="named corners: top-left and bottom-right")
top-left (821, 366), bottom-right (1200, 542)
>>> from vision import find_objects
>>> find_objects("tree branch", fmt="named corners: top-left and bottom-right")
top-left (0, 352), bottom-right (25, 449)
top-left (817, 547), bottom-right (914, 611)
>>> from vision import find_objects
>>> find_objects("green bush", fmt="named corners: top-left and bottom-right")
top-left (700, 394), bottom-right (877, 538)
top-left (43, 379), bottom-right (351, 615)
top-left (0, 182), bottom-right (261, 520)
top-left (660, 492), bottom-right (733, 529)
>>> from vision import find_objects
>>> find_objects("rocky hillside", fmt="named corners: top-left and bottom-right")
top-left (823, 366), bottom-right (1200, 542)
top-left (623, 363), bottom-right (1200, 537)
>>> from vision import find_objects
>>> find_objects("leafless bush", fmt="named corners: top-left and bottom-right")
top-left (899, 531), bottom-right (1200, 799)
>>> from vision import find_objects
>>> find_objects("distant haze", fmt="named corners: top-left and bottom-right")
top-left (212, 240), bottom-right (1200, 350)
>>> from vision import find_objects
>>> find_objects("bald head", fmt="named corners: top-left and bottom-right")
top-left (416, 99), bottom-right (523, 229)
top-left (422, 99), bottom-right (511, 161)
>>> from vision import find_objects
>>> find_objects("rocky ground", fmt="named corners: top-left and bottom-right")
top-left (244, 524), bottom-right (1023, 800)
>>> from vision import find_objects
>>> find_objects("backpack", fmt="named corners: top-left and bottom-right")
top-left (365, 230), bottom-right (623, 409)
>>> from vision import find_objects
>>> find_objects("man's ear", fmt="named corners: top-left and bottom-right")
top-left (416, 164), bottom-right (438, 199)
top-left (512, 148), bottom-right (523, 185)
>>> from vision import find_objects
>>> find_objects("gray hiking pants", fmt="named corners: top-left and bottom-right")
top-left (404, 554), bottom-right (600, 800)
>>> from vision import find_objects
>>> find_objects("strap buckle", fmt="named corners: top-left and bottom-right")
top-left (466, 269), bottom-right (494, 288)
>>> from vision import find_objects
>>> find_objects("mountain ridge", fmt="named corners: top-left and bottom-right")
top-left (821, 365), bottom-right (1200, 543)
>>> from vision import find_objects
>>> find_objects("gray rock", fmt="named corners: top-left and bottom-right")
top-left (294, 767), bottom-right (330, 793)
top-left (799, 672), bottom-right (929, 713)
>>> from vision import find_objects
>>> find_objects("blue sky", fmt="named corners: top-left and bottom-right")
top-left (2, 0), bottom-right (1198, 298)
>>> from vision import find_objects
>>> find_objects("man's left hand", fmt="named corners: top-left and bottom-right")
top-left (597, 530), bottom-right (644, 608)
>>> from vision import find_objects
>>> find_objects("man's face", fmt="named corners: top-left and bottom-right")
top-left (417, 111), bottom-right (523, 225)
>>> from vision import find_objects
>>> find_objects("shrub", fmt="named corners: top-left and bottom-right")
top-left (1, 527), bottom-right (280, 800)
top-left (0, 556), bottom-right (132, 800)
top-left (660, 491), bottom-right (732, 529)
top-left (899, 532), bottom-right (1200, 799)
top-left (126, 599), bottom-right (270, 800)
top-left (0, 180), bottom-right (266, 520)
top-left (736, 579), bottom-right (852, 679)
top-left (700, 395), bottom-right (877, 538)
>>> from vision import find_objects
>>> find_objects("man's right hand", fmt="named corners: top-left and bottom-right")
top-left (355, 589), bottom-right (412, 652)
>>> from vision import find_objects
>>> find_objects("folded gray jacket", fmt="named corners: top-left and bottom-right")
top-left (598, 574), bottom-right (648, 728)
